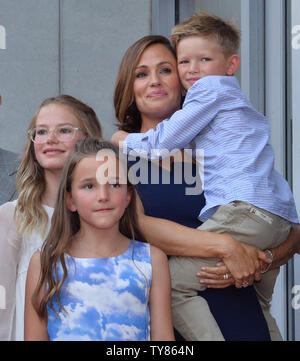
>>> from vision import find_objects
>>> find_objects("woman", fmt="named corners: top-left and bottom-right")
top-left (0, 95), bottom-right (102, 340)
top-left (112, 35), bottom-right (300, 340)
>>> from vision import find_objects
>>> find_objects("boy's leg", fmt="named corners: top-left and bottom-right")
top-left (170, 202), bottom-right (244, 341)
top-left (252, 219), bottom-right (291, 341)
top-left (229, 203), bottom-right (291, 341)
top-left (254, 268), bottom-right (283, 341)
top-left (170, 255), bottom-right (224, 340)
top-left (171, 201), bottom-right (291, 341)
top-left (200, 201), bottom-right (291, 341)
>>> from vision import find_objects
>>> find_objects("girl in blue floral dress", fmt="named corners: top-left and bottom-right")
top-left (24, 138), bottom-right (174, 341)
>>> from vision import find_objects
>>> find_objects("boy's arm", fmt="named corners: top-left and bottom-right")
top-left (124, 80), bottom-right (222, 158)
top-left (24, 251), bottom-right (49, 341)
top-left (149, 245), bottom-right (175, 341)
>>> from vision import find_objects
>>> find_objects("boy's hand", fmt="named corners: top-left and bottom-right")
top-left (111, 130), bottom-right (129, 146)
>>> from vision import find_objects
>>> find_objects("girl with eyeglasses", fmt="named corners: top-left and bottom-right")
top-left (0, 95), bottom-right (102, 340)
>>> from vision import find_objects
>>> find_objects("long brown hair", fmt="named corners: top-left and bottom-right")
top-left (114, 35), bottom-right (177, 133)
top-left (15, 95), bottom-right (102, 237)
top-left (33, 137), bottom-right (146, 318)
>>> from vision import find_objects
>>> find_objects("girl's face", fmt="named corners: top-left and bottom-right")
top-left (67, 155), bottom-right (131, 232)
top-left (33, 104), bottom-right (85, 173)
top-left (133, 43), bottom-right (182, 125)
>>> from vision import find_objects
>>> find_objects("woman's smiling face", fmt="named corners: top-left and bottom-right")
top-left (133, 43), bottom-right (182, 125)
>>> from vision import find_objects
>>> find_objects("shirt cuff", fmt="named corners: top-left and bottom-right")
top-left (124, 132), bottom-right (152, 154)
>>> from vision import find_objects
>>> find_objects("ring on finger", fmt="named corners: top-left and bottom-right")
top-left (242, 281), bottom-right (249, 288)
top-left (223, 273), bottom-right (229, 280)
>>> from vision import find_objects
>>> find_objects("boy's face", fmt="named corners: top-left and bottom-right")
top-left (177, 35), bottom-right (236, 90)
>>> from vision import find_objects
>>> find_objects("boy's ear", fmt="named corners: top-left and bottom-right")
top-left (66, 191), bottom-right (77, 212)
top-left (226, 54), bottom-right (240, 76)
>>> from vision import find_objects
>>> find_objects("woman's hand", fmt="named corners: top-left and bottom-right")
top-left (197, 256), bottom-right (265, 289)
top-left (219, 238), bottom-right (271, 288)
top-left (197, 262), bottom-right (234, 289)
top-left (201, 225), bottom-right (300, 289)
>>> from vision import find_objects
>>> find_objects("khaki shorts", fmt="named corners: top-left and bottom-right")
top-left (169, 201), bottom-right (291, 340)
top-left (170, 201), bottom-right (291, 296)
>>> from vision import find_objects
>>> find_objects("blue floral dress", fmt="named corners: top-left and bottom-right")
top-left (47, 240), bottom-right (151, 341)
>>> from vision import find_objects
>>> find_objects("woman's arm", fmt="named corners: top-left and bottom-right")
top-left (24, 251), bottom-right (49, 341)
top-left (263, 225), bottom-right (300, 270)
top-left (149, 245), bottom-right (174, 341)
top-left (198, 225), bottom-right (300, 287)
top-left (139, 212), bottom-right (268, 287)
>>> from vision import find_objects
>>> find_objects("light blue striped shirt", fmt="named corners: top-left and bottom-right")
top-left (125, 76), bottom-right (298, 223)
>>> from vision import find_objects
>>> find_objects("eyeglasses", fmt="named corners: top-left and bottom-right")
top-left (28, 125), bottom-right (84, 144)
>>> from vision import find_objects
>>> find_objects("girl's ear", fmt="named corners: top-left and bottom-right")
top-left (66, 191), bottom-right (77, 212)
top-left (226, 54), bottom-right (240, 76)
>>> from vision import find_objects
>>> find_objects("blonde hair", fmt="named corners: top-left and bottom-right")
top-left (171, 12), bottom-right (240, 57)
top-left (15, 95), bottom-right (102, 237)
top-left (33, 137), bottom-right (146, 318)
top-left (114, 35), bottom-right (177, 133)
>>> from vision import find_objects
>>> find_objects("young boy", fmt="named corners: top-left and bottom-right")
top-left (115, 13), bottom-right (299, 340)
